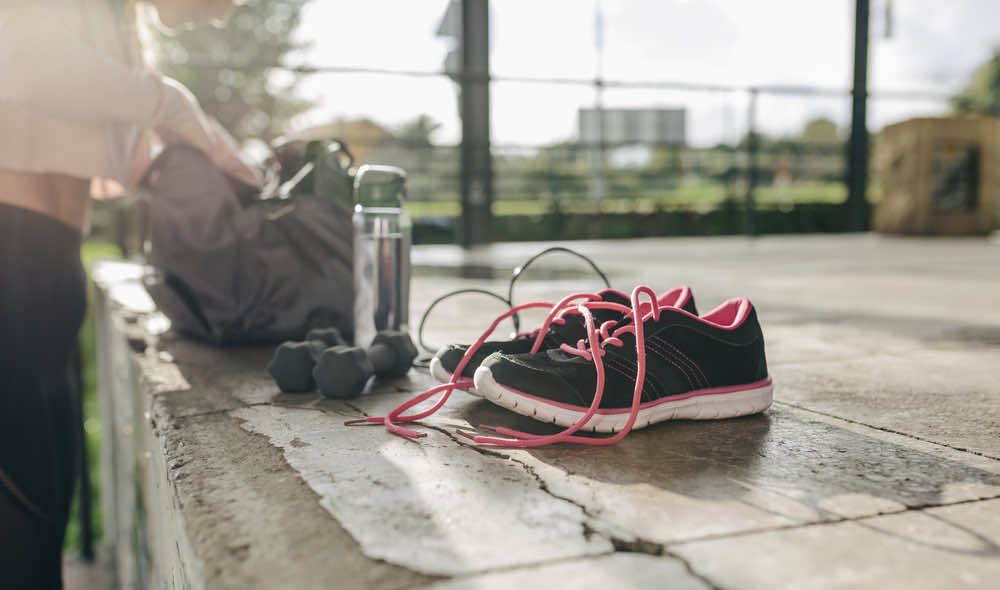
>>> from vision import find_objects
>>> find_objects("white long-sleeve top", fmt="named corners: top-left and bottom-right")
top-left (0, 0), bottom-right (161, 185)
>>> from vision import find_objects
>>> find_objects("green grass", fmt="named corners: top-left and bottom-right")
top-left (64, 242), bottom-right (120, 554)
top-left (406, 181), bottom-right (855, 219)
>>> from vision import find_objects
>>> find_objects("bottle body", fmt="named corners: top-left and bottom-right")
top-left (352, 206), bottom-right (411, 348)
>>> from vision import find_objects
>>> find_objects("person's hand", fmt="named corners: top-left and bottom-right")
top-left (151, 77), bottom-right (261, 187)
top-left (204, 117), bottom-right (262, 188)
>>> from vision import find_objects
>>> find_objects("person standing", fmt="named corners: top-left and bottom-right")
top-left (0, 1), bottom-right (257, 587)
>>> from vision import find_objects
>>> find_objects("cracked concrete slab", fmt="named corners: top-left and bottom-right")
top-left (670, 498), bottom-right (1000, 590)
top-left (441, 400), bottom-right (1000, 545)
top-left (136, 337), bottom-right (278, 419)
top-left (232, 404), bottom-right (610, 576)
top-left (252, 361), bottom-right (1000, 547)
top-left (775, 346), bottom-right (1000, 459)
top-left (157, 410), bottom-right (433, 590)
top-left (771, 402), bottom-right (1000, 477)
top-left (231, 381), bottom-right (1000, 574)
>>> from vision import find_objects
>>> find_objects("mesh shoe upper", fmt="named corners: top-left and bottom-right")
top-left (434, 287), bottom-right (698, 379)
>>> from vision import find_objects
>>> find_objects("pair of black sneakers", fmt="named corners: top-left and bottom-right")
top-left (430, 286), bottom-right (772, 444)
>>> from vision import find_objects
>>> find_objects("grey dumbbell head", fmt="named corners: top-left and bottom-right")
top-left (371, 331), bottom-right (418, 378)
top-left (267, 328), bottom-right (345, 394)
top-left (314, 345), bottom-right (374, 399)
top-left (267, 341), bottom-right (325, 393)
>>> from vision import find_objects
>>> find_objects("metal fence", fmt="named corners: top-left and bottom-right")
top-left (259, 68), bottom-right (949, 224)
top-left (178, 1), bottom-right (952, 243)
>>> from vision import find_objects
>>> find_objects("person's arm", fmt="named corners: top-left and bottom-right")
top-left (0, 7), bottom-right (163, 124)
top-left (0, 5), bottom-right (259, 186)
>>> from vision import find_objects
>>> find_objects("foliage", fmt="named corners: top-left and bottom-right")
top-left (405, 181), bottom-right (850, 219)
top-left (64, 242), bottom-right (121, 553)
top-left (395, 114), bottom-right (442, 148)
top-left (801, 117), bottom-right (839, 143)
top-left (414, 202), bottom-right (853, 244)
top-left (952, 48), bottom-right (1000, 115)
top-left (156, 0), bottom-right (313, 142)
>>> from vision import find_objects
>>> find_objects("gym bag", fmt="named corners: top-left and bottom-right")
top-left (140, 143), bottom-right (354, 345)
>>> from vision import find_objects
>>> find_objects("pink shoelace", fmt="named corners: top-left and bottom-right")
top-left (345, 286), bottom-right (659, 447)
top-left (344, 291), bottom-right (603, 437)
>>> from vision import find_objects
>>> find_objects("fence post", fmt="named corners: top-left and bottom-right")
top-left (846, 0), bottom-right (871, 231)
top-left (744, 87), bottom-right (759, 237)
top-left (459, 0), bottom-right (493, 247)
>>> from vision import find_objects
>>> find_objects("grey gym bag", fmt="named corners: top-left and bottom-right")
top-left (140, 144), bottom-right (354, 345)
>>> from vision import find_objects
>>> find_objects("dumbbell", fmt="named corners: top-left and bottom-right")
top-left (267, 327), bottom-right (346, 393)
top-left (313, 330), bottom-right (418, 399)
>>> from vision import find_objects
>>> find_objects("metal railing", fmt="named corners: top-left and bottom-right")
top-left (179, 41), bottom-right (952, 240)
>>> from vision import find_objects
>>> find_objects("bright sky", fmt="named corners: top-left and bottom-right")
top-left (291, 0), bottom-right (1000, 147)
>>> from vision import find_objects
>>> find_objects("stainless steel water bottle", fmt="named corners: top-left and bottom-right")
top-left (352, 165), bottom-right (411, 348)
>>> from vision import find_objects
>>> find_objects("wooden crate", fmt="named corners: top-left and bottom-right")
top-left (874, 116), bottom-right (999, 235)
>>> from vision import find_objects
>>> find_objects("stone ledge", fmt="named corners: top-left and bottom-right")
top-left (92, 234), bottom-right (1000, 589)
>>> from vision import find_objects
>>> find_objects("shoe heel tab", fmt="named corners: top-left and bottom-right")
top-left (700, 297), bottom-right (754, 329)
top-left (656, 285), bottom-right (699, 316)
top-left (740, 299), bottom-right (762, 329)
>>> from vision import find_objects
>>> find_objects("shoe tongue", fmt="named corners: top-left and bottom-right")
top-left (535, 290), bottom-right (632, 345)
top-left (559, 291), bottom-right (630, 327)
top-left (598, 289), bottom-right (630, 306)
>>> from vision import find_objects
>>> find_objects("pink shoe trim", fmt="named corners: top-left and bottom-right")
top-left (670, 297), bottom-right (752, 331)
top-left (489, 376), bottom-right (773, 415)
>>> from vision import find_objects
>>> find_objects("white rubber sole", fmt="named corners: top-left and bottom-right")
top-left (473, 366), bottom-right (773, 433)
top-left (430, 356), bottom-right (481, 396)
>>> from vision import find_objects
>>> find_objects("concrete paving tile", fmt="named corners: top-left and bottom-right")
top-left (161, 411), bottom-right (432, 590)
top-left (299, 384), bottom-right (1000, 550)
top-left (773, 404), bottom-right (1000, 477)
top-left (422, 553), bottom-right (711, 590)
top-left (671, 499), bottom-right (1000, 590)
top-left (141, 339), bottom-right (281, 418)
top-left (232, 404), bottom-right (611, 577)
top-left (441, 401), bottom-right (1000, 545)
top-left (764, 321), bottom-right (928, 367)
top-left (776, 346), bottom-right (1000, 459)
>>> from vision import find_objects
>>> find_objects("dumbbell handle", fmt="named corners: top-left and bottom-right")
top-left (304, 340), bottom-right (327, 361)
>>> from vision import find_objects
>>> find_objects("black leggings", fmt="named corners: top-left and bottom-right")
top-left (0, 202), bottom-right (86, 589)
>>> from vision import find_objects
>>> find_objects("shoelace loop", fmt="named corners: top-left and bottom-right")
top-left (459, 285), bottom-right (660, 447)
top-left (345, 292), bottom-right (604, 438)
top-left (347, 286), bottom-right (662, 447)
top-left (345, 300), bottom-right (557, 438)
top-left (345, 296), bottom-right (611, 438)
top-left (561, 298), bottom-right (663, 361)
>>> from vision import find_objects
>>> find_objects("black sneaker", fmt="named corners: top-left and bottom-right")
top-left (472, 296), bottom-right (771, 439)
top-left (430, 286), bottom-right (698, 394)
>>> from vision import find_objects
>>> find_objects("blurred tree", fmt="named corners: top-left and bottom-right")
top-left (648, 146), bottom-right (683, 174)
top-left (395, 114), bottom-right (442, 148)
top-left (737, 130), bottom-right (778, 151)
top-left (642, 146), bottom-right (683, 191)
top-left (801, 117), bottom-right (839, 143)
top-left (156, 0), bottom-right (313, 143)
top-left (390, 114), bottom-right (441, 173)
top-left (952, 49), bottom-right (1000, 115)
